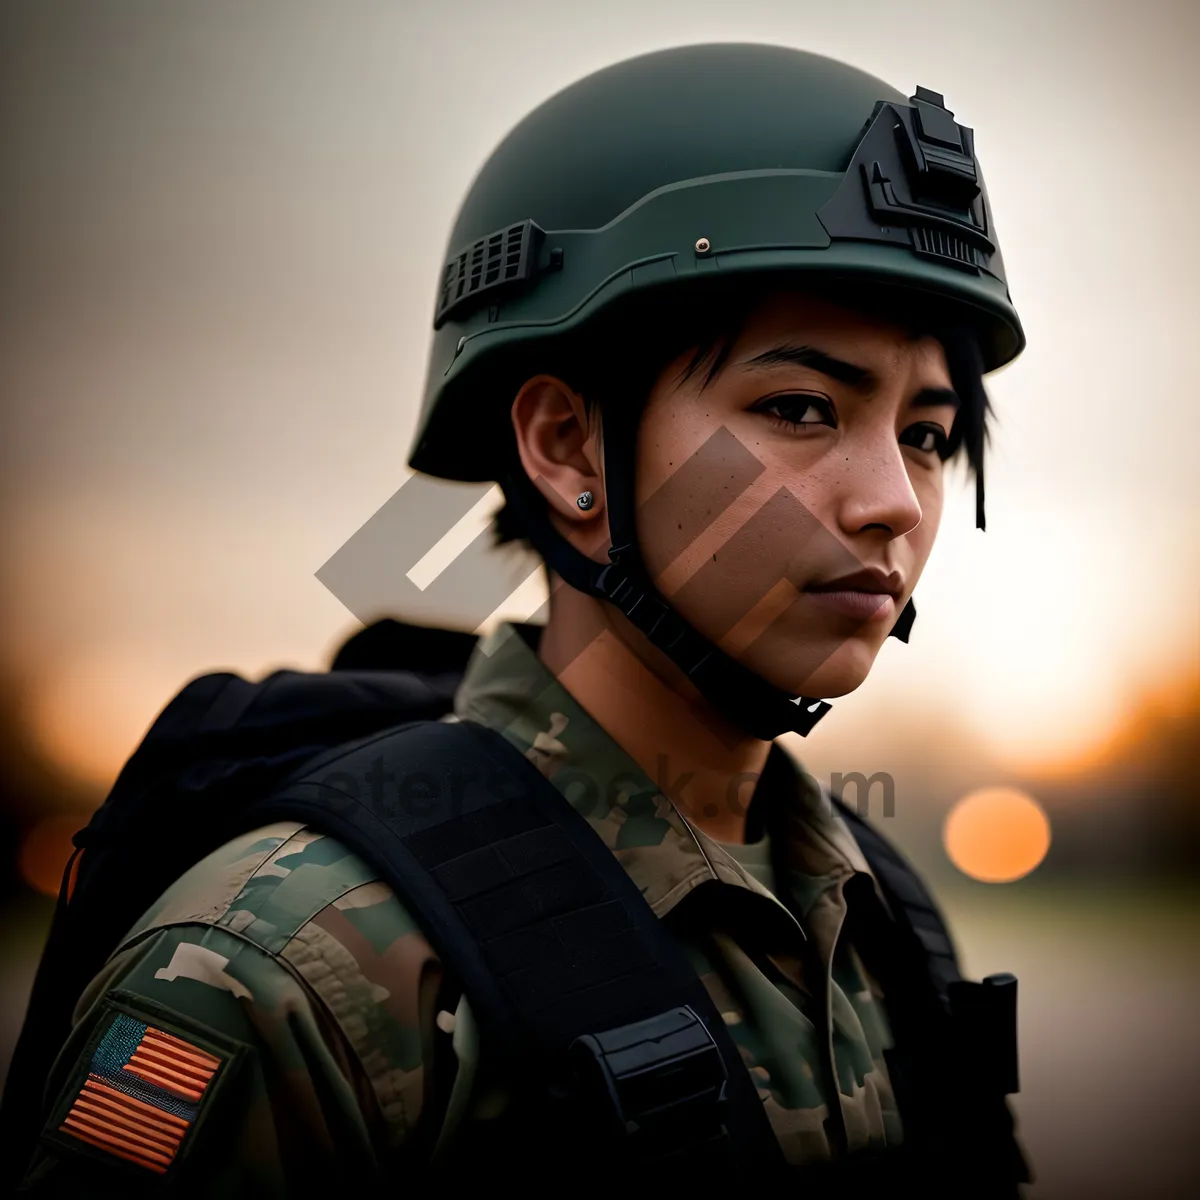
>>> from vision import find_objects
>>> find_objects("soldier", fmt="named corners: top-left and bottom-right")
top-left (10, 43), bottom-right (1028, 1196)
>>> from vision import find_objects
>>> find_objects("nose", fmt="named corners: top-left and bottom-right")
top-left (833, 437), bottom-right (923, 541)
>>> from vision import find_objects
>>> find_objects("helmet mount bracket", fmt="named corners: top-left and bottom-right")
top-left (817, 88), bottom-right (1002, 277)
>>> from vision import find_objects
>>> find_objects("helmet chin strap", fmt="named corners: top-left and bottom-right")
top-left (508, 414), bottom-right (918, 740)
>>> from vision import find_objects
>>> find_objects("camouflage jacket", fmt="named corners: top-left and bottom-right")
top-left (21, 624), bottom-right (903, 1194)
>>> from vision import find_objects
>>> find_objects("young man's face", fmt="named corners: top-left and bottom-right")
top-left (634, 289), bottom-right (959, 699)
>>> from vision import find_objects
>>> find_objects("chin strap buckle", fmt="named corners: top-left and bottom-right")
top-left (789, 695), bottom-right (833, 729)
top-left (595, 554), bottom-right (674, 644)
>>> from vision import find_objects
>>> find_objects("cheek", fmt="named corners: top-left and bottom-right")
top-left (633, 400), bottom-right (752, 573)
top-left (634, 397), bottom-right (724, 495)
top-left (633, 402), bottom-right (847, 598)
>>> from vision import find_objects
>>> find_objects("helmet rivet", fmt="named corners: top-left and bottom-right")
top-left (694, 237), bottom-right (711, 255)
top-left (576, 490), bottom-right (595, 511)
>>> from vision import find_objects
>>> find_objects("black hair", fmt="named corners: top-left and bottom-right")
top-left (492, 278), bottom-right (993, 547)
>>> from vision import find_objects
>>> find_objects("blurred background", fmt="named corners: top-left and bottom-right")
top-left (0, 1), bottom-right (1197, 1196)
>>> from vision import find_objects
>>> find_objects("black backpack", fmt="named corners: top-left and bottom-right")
top-left (1, 620), bottom-right (1029, 1193)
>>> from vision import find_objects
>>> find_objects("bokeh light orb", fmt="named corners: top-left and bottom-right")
top-left (943, 786), bottom-right (1051, 883)
top-left (18, 812), bottom-right (88, 897)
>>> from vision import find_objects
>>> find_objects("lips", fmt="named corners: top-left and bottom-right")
top-left (805, 567), bottom-right (903, 599)
top-left (802, 567), bottom-right (903, 623)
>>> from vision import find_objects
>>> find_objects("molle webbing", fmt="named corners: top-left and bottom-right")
top-left (242, 718), bottom-right (786, 1180)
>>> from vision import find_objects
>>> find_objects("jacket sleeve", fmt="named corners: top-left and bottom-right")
top-left (17, 903), bottom-right (462, 1197)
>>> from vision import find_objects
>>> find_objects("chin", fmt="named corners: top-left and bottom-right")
top-left (740, 634), bottom-right (880, 699)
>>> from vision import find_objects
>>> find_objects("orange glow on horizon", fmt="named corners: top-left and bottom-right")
top-left (29, 647), bottom-right (171, 791)
top-left (944, 787), bottom-right (1052, 883)
top-left (1021, 669), bottom-right (1200, 783)
top-left (24, 637), bottom-right (1198, 811)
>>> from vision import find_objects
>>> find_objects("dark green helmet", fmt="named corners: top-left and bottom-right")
top-left (406, 43), bottom-right (1024, 740)
top-left (409, 42), bottom-right (1023, 483)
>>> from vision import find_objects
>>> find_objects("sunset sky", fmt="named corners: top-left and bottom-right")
top-left (2, 0), bottom-right (1197, 801)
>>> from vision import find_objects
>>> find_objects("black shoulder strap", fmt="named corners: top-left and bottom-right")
top-left (831, 797), bottom-right (963, 1001)
top-left (242, 718), bottom-right (787, 1182)
top-left (832, 798), bottom-right (1031, 1196)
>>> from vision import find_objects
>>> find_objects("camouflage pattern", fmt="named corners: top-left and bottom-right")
top-left (22, 624), bottom-right (902, 1191)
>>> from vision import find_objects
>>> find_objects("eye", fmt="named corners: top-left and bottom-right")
top-left (900, 423), bottom-right (951, 458)
top-left (752, 392), bottom-right (836, 431)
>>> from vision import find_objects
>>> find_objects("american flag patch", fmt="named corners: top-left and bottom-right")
top-left (58, 1012), bottom-right (223, 1174)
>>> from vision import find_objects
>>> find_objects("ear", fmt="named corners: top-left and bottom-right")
top-left (510, 375), bottom-right (606, 528)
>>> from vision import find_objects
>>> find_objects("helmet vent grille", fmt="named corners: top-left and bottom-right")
top-left (435, 220), bottom-right (547, 328)
top-left (912, 225), bottom-right (974, 267)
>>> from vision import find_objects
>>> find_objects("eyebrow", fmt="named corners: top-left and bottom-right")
top-left (911, 387), bottom-right (960, 411)
top-left (739, 342), bottom-right (959, 409)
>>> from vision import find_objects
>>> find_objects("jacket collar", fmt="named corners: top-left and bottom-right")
top-left (454, 623), bottom-right (875, 923)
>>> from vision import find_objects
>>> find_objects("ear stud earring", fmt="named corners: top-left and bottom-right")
top-left (576, 491), bottom-right (595, 511)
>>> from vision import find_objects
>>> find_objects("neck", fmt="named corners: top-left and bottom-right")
top-left (537, 579), bottom-right (771, 844)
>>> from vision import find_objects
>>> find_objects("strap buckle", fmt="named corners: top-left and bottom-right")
top-left (594, 562), bottom-right (672, 641)
top-left (948, 972), bottom-right (1020, 1095)
top-left (570, 1006), bottom-right (731, 1160)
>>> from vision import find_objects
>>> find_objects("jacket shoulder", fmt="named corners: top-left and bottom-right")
top-left (99, 823), bottom-right (445, 1154)
top-left (127, 822), bottom-right (413, 953)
